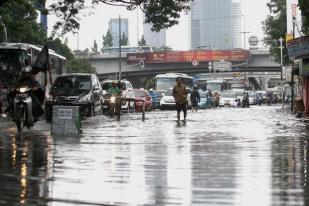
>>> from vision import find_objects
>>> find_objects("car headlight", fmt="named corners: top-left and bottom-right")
top-left (18, 87), bottom-right (28, 93)
top-left (110, 96), bottom-right (116, 103)
top-left (78, 93), bottom-right (92, 102)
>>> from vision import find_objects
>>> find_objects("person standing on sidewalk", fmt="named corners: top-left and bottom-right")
top-left (173, 77), bottom-right (188, 122)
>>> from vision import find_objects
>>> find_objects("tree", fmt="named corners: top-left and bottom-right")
top-left (91, 39), bottom-right (98, 53)
top-left (138, 35), bottom-right (146, 46)
top-left (141, 76), bottom-right (155, 90)
top-left (120, 32), bottom-right (128, 46)
top-left (49, 0), bottom-right (192, 35)
top-left (299, 0), bottom-right (309, 34)
top-left (0, 0), bottom-right (46, 44)
top-left (262, 0), bottom-right (290, 65)
top-left (48, 37), bottom-right (75, 61)
top-left (67, 59), bottom-right (96, 73)
top-left (103, 30), bottom-right (113, 48)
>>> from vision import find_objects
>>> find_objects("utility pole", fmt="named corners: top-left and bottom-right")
top-left (118, 15), bottom-right (122, 81)
top-left (279, 37), bottom-right (284, 109)
top-left (0, 15), bottom-right (7, 43)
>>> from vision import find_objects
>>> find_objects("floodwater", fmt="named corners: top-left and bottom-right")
top-left (0, 105), bottom-right (309, 206)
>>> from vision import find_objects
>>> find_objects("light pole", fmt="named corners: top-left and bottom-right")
top-left (0, 15), bottom-right (7, 43)
top-left (118, 15), bottom-right (122, 81)
top-left (279, 37), bottom-right (284, 109)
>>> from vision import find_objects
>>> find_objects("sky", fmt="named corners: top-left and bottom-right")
top-left (47, 0), bottom-right (270, 51)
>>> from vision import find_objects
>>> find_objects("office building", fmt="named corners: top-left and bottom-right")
top-left (190, 0), bottom-right (241, 50)
top-left (108, 18), bottom-right (129, 47)
top-left (143, 20), bottom-right (166, 48)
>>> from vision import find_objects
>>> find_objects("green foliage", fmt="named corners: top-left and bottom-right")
top-left (47, 37), bottom-right (75, 61)
top-left (50, 0), bottom-right (192, 35)
top-left (103, 30), bottom-right (113, 48)
top-left (0, 0), bottom-right (46, 44)
top-left (141, 76), bottom-right (155, 90)
top-left (138, 35), bottom-right (146, 46)
top-left (262, 0), bottom-right (290, 65)
top-left (91, 40), bottom-right (98, 53)
top-left (120, 32), bottom-right (128, 46)
top-left (67, 59), bottom-right (96, 74)
top-left (299, 0), bottom-right (309, 34)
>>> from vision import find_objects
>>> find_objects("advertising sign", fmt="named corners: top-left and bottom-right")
top-left (287, 36), bottom-right (309, 59)
top-left (127, 50), bottom-right (249, 64)
top-left (213, 61), bottom-right (232, 72)
top-left (286, 0), bottom-right (302, 38)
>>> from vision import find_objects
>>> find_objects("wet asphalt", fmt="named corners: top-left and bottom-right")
top-left (0, 105), bottom-right (309, 206)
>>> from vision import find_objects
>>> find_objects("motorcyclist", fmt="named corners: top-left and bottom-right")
top-left (107, 80), bottom-right (122, 115)
top-left (6, 60), bottom-right (44, 120)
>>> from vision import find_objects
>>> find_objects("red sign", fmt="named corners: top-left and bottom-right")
top-left (127, 50), bottom-right (249, 64)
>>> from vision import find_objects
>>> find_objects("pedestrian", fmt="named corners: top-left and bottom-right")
top-left (190, 86), bottom-right (200, 112)
top-left (148, 88), bottom-right (157, 110)
top-left (173, 77), bottom-right (188, 122)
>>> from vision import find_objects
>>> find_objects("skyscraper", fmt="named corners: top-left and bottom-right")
top-left (190, 0), bottom-right (241, 50)
top-left (143, 19), bottom-right (166, 48)
top-left (108, 18), bottom-right (129, 47)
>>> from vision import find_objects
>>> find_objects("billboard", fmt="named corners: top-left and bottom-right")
top-left (127, 50), bottom-right (249, 64)
top-left (287, 36), bottom-right (309, 59)
top-left (286, 0), bottom-right (302, 38)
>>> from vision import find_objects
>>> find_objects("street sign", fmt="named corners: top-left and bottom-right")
top-left (213, 61), bottom-right (232, 72)
top-left (208, 62), bottom-right (213, 72)
top-left (248, 36), bottom-right (259, 46)
top-left (192, 60), bottom-right (199, 66)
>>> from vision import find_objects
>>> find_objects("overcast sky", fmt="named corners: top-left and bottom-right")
top-left (47, 0), bottom-right (270, 51)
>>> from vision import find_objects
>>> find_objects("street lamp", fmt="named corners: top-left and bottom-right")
top-left (0, 15), bottom-right (7, 43)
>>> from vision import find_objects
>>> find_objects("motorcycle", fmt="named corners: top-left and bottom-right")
top-left (13, 86), bottom-right (34, 132)
top-left (108, 94), bottom-right (121, 118)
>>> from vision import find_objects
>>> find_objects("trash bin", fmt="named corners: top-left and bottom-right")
top-left (293, 96), bottom-right (305, 112)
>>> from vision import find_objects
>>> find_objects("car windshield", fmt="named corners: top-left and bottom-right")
top-left (165, 88), bottom-right (173, 96)
top-left (52, 76), bottom-right (91, 95)
top-left (221, 93), bottom-right (236, 98)
top-left (154, 90), bottom-right (165, 97)
top-left (134, 90), bottom-right (147, 98)
top-left (102, 81), bottom-right (126, 91)
top-left (198, 91), bottom-right (207, 98)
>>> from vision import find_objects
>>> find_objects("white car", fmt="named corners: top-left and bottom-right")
top-left (101, 79), bottom-right (135, 111)
top-left (219, 92), bottom-right (237, 107)
top-left (160, 88), bottom-right (192, 110)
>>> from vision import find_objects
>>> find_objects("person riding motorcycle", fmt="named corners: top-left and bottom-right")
top-left (107, 80), bottom-right (122, 116)
top-left (6, 61), bottom-right (45, 120)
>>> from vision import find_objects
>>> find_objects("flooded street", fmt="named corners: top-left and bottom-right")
top-left (1, 105), bottom-right (309, 205)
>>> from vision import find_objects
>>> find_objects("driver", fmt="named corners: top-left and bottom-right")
top-left (6, 60), bottom-right (44, 120)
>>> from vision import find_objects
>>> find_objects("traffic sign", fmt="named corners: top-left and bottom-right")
top-left (248, 36), bottom-right (259, 46)
top-left (213, 61), bottom-right (232, 72)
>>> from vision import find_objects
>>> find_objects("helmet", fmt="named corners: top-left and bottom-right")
top-left (112, 80), bottom-right (118, 84)
top-left (149, 88), bottom-right (153, 91)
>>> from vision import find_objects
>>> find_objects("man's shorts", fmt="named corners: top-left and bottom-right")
top-left (176, 103), bottom-right (187, 113)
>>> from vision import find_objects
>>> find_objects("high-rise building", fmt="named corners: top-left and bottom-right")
top-left (190, 0), bottom-right (241, 50)
top-left (108, 18), bottom-right (129, 47)
top-left (143, 19), bottom-right (166, 48)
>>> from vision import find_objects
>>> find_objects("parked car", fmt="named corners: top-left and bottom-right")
top-left (45, 73), bottom-right (103, 121)
top-left (133, 89), bottom-right (153, 112)
top-left (101, 79), bottom-right (135, 112)
top-left (219, 91), bottom-right (237, 107)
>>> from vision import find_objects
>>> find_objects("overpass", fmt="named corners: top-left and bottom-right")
top-left (82, 49), bottom-right (282, 89)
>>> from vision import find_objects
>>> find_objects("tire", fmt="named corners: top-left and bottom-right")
top-left (16, 106), bottom-right (26, 132)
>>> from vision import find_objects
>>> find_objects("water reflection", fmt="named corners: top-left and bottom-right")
top-left (0, 131), bottom-right (53, 205)
top-left (0, 106), bottom-right (309, 205)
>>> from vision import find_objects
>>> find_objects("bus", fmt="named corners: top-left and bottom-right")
top-left (206, 79), bottom-right (229, 93)
top-left (154, 73), bottom-right (194, 91)
top-left (0, 43), bottom-right (67, 113)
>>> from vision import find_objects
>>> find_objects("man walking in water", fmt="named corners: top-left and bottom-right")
top-left (173, 77), bottom-right (188, 122)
